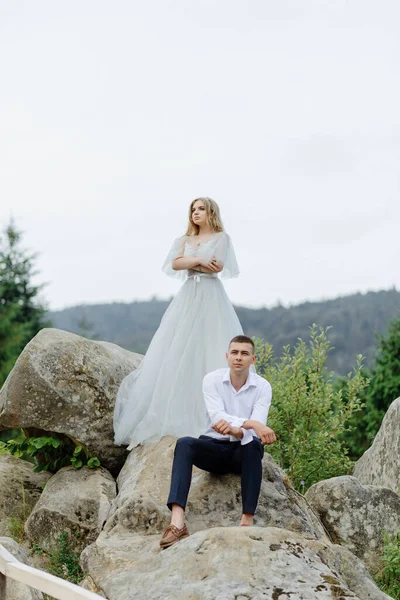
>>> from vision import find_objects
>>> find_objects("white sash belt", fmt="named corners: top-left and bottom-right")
top-left (187, 271), bottom-right (218, 283)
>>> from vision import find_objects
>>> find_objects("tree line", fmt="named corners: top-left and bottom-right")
top-left (50, 289), bottom-right (400, 376)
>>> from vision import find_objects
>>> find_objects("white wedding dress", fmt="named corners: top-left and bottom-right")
top-left (113, 231), bottom-right (243, 448)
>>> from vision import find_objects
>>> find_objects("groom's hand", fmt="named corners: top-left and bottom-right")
top-left (212, 419), bottom-right (242, 438)
top-left (252, 423), bottom-right (276, 445)
top-left (241, 420), bottom-right (276, 445)
top-left (212, 419), bottom-right (232, 435)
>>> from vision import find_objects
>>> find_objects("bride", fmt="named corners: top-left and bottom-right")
top-left (113, 197), bottom-right (244, 449)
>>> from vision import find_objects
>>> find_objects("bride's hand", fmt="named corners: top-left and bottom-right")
top-left (200, 258), bottom-right (222, 272)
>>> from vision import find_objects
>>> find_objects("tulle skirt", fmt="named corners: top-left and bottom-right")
top-left (113, 273), bottom-right (243, 448)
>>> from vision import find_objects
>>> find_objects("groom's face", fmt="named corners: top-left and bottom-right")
top-left (226, 342), bottom-right (256, 373)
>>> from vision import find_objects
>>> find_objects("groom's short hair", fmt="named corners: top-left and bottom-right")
top-left (229, 335), bottom-right (255, 354)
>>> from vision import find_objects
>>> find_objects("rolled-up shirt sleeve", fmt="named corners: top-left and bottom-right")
top-left (203, 373), bottom-right (245, 427)
top-left (240, 428), bottom-right (255, 445)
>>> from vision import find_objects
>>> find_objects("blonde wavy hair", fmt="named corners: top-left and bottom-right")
top-left (185, 197), bottom-right (224, 236)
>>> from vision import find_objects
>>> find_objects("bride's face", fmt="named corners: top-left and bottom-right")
top-left (191, 200), bottom-right (208, 228)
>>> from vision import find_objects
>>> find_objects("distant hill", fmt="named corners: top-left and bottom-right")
top-left (49, 288), bottom-right (400, 375)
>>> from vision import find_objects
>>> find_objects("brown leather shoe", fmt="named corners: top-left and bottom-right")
top-left (159, 524), bottom-right (190, 549)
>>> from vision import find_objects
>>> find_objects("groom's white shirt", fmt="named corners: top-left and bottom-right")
top-left (202, 368), bottom-right (272, 446)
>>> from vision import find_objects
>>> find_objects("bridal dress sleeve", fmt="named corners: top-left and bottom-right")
top-left (161, 236), bottom-right (187, 280)
top-left (214, 232), bottom-right (240, 280)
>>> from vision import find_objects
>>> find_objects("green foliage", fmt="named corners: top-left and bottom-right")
top-left (9, 514), bottom-right (27, 542)
top-left (334, 372), bottom-right (371, 460)
top-left (48, 531), bottom-right (84, 584)
top-left (0, 428), bottom-right (22, 442)
top-left (375, 533), bottom-right (400, 599)
top-left (8, 483), bottom-right (30, 542)
top-left (366, 315), bottom-right (400, 434)
top-left (87, 456), bottom-right (101, 468)
top-left (0, 430), bottom-right (101, 473)
top-left (0, 298), bottom-right (28, 384)
top-left (254, 326), bottom-right (369, 491)
top-left (0, 220), bottom-right (50, 385)
top-left (335, 315), bottom-right (400, 460)
top-left (32, 531), bottom-right (84, 586)
top-left (0, 221), bottom-right (47, 331)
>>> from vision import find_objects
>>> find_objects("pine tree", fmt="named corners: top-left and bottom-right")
top-left (0, 220), bottom-right (49, 385)
top-left (0, 303), bottom-right (27, 384)
top-left (365, 315), bottom-right (400, 436)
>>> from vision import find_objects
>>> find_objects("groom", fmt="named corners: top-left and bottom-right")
top-left (160, 335), bottom-right (276, 549)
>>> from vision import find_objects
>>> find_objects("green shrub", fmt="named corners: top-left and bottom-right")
top-left (334, 315), bottom-right (400, 461)
top-left (254, 325), bottom-right (369, 492)
top-left (333, 374), bottom-right (371, 460)
top-left (365, 316), bottom-right (400, 435)
top-left (0, 430), bottom-right (100, 473)
top-left (375, 533), bottom-right (400, 599)
top-left (32, 531), bottom-right (84, 586)
top-left (48, 531), bottom-right (84, 584)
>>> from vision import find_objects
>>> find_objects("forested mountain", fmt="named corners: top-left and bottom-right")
top-left (49, 288), bottom-right (400, 375)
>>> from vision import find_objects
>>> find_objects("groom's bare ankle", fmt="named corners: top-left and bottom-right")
top-left (170, 517), bottom-right (185, 529)
top-left (170, 503), bottom-right (185, 529)
top-left (240, 513), bottom-right (254, 526)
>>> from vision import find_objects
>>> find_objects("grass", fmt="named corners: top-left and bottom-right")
top-left (32, 531), bottom-right (84, 586)
top-left (9, 515), bottom-right (27, 542)
top-left (375, 533), bottom-right (400, 599)
top-left (48, 531), bottom-right (84, 584)
top-left (9, 483), bottom-right (30, 542)
top-left (30, 531), bottom-right (85, 600)
top-left (8, 511), bottom-right (84, 598)
top-left (5, 482), bottom-right (86, 597)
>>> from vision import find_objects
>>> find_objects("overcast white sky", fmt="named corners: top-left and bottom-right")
top-left (1, 0), bottom-right (399, 310)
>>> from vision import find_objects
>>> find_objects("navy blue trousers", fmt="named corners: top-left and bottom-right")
top-left (167, 435), bottom-right (264, 515)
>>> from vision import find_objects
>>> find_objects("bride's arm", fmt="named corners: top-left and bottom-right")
top-left (172, 256), bottom-right (203, 271)
top-left (193, 258), bottom-right (223, 274)
top-left (195, 262), bottom-right (223, 274)
top-left (172, 257), bottom-right (222, 273)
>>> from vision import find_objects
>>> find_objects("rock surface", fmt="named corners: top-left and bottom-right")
top-left (104, 436), bottom-right (327, 541)
top-left (25, 466), bottom-right (116, 553)
top-left (0, 328), bottom-right (142, 474)
top-left (353, 397), bottom-right (400, 493)
top-left (0, 536), bottom-right (43, 599)
top-left (305, 475), bottom-right (400, 574)
top-left (0, 455), bottom-right (51, 537)
top-left (80, 526), bottom-right (392, 600)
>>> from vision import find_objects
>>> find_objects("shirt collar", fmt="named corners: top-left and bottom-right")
top-left (223, 368), bottom-right (257, 388)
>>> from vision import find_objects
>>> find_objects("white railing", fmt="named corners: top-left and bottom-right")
top-left (0, 544), bottom-right (104, 600)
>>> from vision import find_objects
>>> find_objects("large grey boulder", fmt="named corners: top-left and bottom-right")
top-left (25, 465), bottom-right (116, 553)
top-left (80, 526), bottom-right (392, 600)
top-left (0, 537), bottom-right (43, 599)
top-left (353, 397), bottom-right (400, 493)
top-left (0, 328), bottom-right (142, 474)
top-left (104, 435), bottom-right (327, 541)
top-left (80, 439), bottom-right (392, 599)
top-left (0, 455), bottom-right (51, 537)
top-left (305, 475), bottom-right (400, 574)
